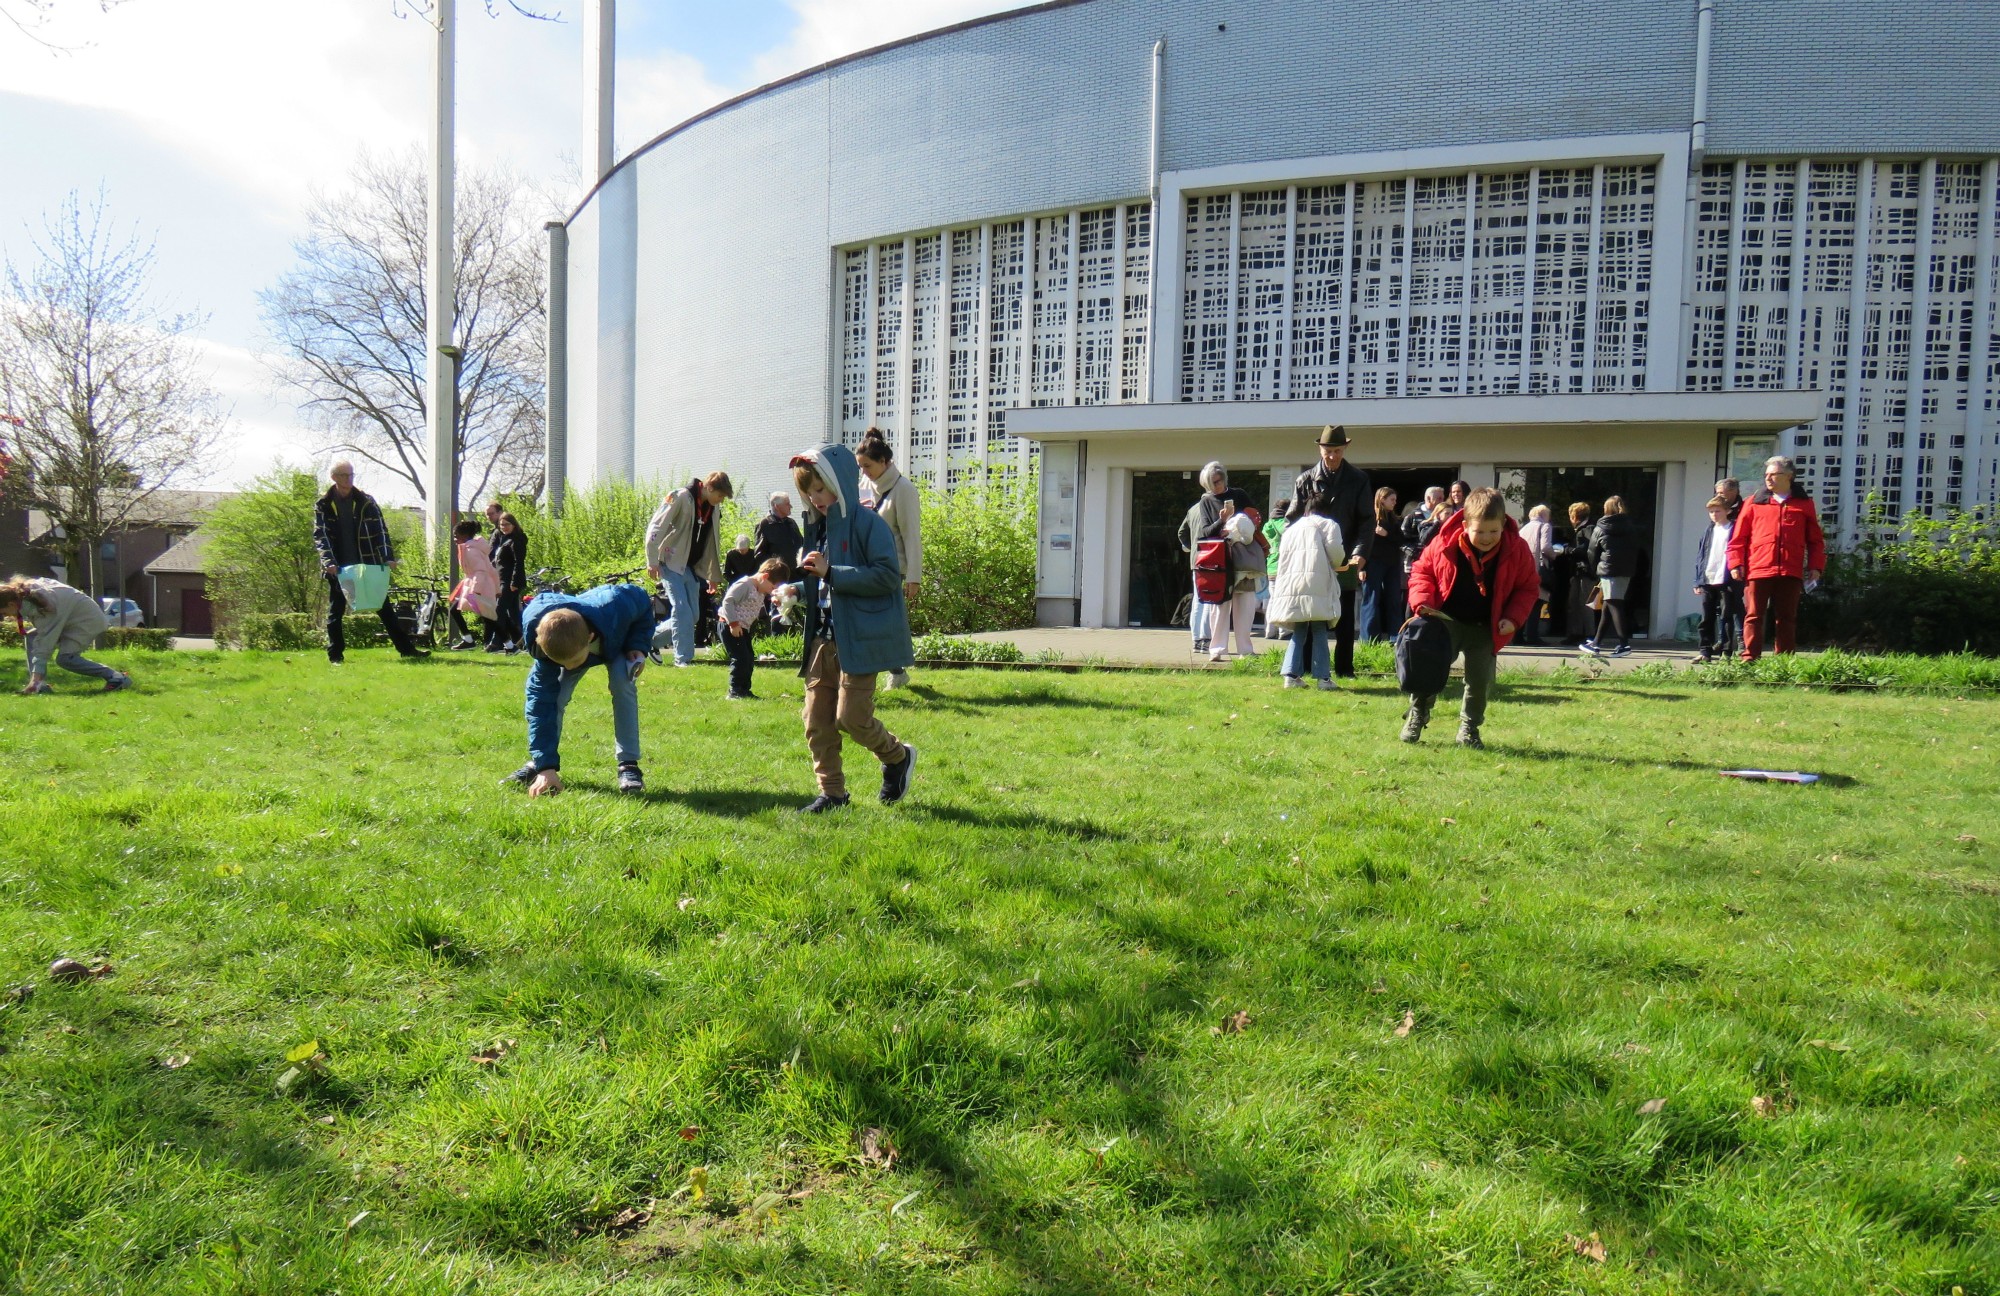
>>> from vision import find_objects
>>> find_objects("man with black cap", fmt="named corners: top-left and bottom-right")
top-left (1291, 425), bottom-right (1373, 678)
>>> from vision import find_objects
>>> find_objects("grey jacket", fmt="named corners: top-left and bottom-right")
top-left (644, 487), bottom-right (723, 585)
top-left (18, 579), bottom-right (109, 676)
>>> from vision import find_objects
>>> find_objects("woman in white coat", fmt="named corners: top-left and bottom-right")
top-left (855, 428), bottom-right (922, 689)
top-left (0, 577), bottom-right (131, 694)
top-left (1266, 497), bottom-right (1346, 690)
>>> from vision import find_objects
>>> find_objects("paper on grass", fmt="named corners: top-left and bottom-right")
top-left (1721, 769), bottom-right (1821, 784)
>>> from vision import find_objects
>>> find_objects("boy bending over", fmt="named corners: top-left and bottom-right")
top-left (789, 444), bottom-right (917, 813)
top-left (1401, 487), bottom-right (1538, 749)
top-left (506, 582), bottom-right (656, 796)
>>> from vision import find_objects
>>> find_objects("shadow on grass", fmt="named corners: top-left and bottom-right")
top-left (899, 683), bottom-right (1149, 713)
top-left (907, 800), bottom-right (1127, 842)
top-left (1494, 744), bottom-right (1858, 786)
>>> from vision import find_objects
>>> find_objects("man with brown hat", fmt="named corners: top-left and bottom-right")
top-left (1291, 425), bottom-right (1373, 678)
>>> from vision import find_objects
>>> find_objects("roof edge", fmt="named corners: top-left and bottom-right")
top-left (563, 0), bottom-right (1102, 224)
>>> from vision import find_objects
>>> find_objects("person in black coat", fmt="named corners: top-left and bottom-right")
top-left (487, 511), bottom-right (529, 652)
top-left (753, 492), bottom-right (805, 572)
top-left (1289, 425), bottom-right (1372, 677)
top-left (1583, 495), bottom-right (1642, 656)
top-left (1563, 501), bottom-right (1595, 642)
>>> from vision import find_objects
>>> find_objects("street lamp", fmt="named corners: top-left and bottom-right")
top-left (438, 341), bottom-right (463, 586)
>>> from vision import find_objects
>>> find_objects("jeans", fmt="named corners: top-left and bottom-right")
top-left (1282, 620), bottom-right (1331, 681)
top-left (723, 627), bottom-right (755, 695)
top-left (1743, 575), bottom-right (1803, 659)
top-left (551, 652), bottom-right (641, 767)
top-left (46, 645), bottom-right (120, 682)
top-left (1359, 567), bottom-right (1405, 642)
top-left (324, 571), bottom-right (417, 660)
top-left (1410, 617), bottom-right (1496, 728)
top-left (658, 566), bottom-right (701, 666)
top-left (1189, 582), bottom-right (1213, 646)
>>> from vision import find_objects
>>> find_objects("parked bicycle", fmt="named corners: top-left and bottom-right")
top-left (530, 567), bottom-right (577, 597)
top-left (388, 573), bottom-right (453, 649)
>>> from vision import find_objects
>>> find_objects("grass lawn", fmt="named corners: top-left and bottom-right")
top-left (2, 648), bottom-right (1997, 1295)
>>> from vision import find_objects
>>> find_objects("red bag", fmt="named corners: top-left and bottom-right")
top-left (1193, 537), bottom-right (1229, 604)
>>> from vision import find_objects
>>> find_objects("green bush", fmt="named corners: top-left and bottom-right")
top-left (1800, 501), bottom-right (2000, 654)
top-left (235, 613), bottom-right (325, 652)
top-left (101, 627), bottom-right (173, 651)
top-left (203, 468), bottom-right (331, 635)
top-left (912, 468), bottom-right (1037, 635)
top-left (913, 632), bottom-right (1025, 663)
top-left (492, 479), bottom-right (661, 589)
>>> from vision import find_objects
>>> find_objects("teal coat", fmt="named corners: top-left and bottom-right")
top-left (792, 442), bottom-right (914, 677)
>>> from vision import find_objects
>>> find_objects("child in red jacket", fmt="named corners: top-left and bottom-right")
top-left (1401, 487), bottom-right (1539, 749)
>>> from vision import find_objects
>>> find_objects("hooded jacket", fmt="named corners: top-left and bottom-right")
top-left (792, 442), bottom-right (914, 677)
top-left (1406, 511), bottom-right (1540, 654)
top-left (1587, 511), bottom-right (1643, 579)
top-left (453, 536), bottom-right (500, 618)
top-left (1726, 488), bottom-right (1825, 582)
top-left (644, 482), bottom-right (723, 584)
top-left (1266, 514), bottom-right (1346, 627)
top-left (519, 583), bottom-right (656, 771)
top-left (860, 462), bottom-right (923, 585)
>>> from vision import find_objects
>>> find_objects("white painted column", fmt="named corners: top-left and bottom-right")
top-left (1787, 160), bottom-right (1810, 388)
top-left (1520, 167), bottom-right (1539, 393)
top-left (1653, 459), bottom-right (1690, 639)
top-left (935, 229), bottom-right (952, 488)
top-left (862, 244), bottom-right (877, 430)
top-left (1902, 157), bottom-right (1937, 517)
top-left (1460, 171), bottom-right (1478, 391)
top-left (1723, 158), bottom-right (1747, 390)
top-left (1966, 159), bottom-right (1998, 509)
top-left (897, 235), bottom-right (915, 458)
top-left (1021, 221), bottom-right (1036, 475)
top-left (582, 0), bottom-right (615, 183)
top-left (975, 224), bottom-right (992, 468)
top-left (1065, 209), bottom-right (1081, 407)
top-left (1338, 180), bottom-right (1355, 397)
top-left (1840, 160), bottom-right (1876, 546)
top-left (543, 220), bottom-right (568, 515)
top-left (1112, 204), bottom-right (1127, 402)
top-left (424, 0), bottom-right (456, 560)
top-left (1279, 185), bottom-right (1297, 399)
top-left (1583, 164), bottom-right (1604, 392)
top-left (1224, 191), bottom-right (1242, 400)
top-left (1078, 463), bottom-right (1129, 628)
top-left (1398, 174), bottom-right (1415, 392)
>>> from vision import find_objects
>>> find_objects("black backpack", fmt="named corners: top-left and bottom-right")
top-left (1394, 615), bottom-right (1456, 697)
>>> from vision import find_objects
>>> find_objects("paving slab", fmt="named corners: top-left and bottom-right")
top-left (957, 627), bottom-right (1701, 673)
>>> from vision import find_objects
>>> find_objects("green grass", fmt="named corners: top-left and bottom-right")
top-left (2, 649), bottom-right (1997, 1295)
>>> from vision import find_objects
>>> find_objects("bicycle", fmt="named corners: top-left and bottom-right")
top-left (530, 566), bottom-right (576, 597)
top-left (388, 573), bottom-right (454, 648)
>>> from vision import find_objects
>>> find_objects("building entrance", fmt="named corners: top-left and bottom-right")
top-left (1500, 465), bottom-right (1661, 636)
top-left (1126, 468), bottom-right (1270, 627)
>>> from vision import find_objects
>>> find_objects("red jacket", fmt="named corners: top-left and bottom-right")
top-left (1406, 512), bottom-right (1540, 654)
top-left (1726, 489), bottom-right (1825, 581)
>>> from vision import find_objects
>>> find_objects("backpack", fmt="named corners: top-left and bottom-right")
top-left (1193, 538), bottom-right (1229, 604)
top-left (1394, 615), bottom-right (1456, 697)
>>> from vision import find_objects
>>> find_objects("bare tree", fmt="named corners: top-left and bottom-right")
top-left (0, 191), bottom-right (225, 595)
top-left (262, 153), bottom-right (550, 512)
top-left (2, 0), bottom-right (132, 49)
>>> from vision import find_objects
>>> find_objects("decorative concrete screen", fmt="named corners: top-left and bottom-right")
top-left (1177, 165), bottom-right (1660, 405)
top-left (838, 204), bottom-right (1153, 486)
top-left (1685, 159), bottom-right (2000, 532)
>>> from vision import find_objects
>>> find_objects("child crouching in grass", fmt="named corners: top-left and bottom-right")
top-left (789, 444), bottom-right (916, 814)
top-left (1400, 487), bottom-right (1537, 749)
top-left (718, 557), bottom-right (788, 700)
top-left (505, 582), bottom-right (656, 797)
top-left (0, 577), bottom-right (131, 694)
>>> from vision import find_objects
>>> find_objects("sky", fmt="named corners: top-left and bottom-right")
top-left (0, 0), bottom-right (1023, 502)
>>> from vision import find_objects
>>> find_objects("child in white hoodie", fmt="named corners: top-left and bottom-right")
top-left (0, 577), bottom-right (131, 694)
top-left (1266, 497), bottom-right (1345, 690)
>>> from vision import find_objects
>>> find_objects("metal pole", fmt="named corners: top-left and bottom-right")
top-left (425, 0), bottom-right (457, 563)
top-left (544, 220), bottom-right (569, 516)
top-left (585, 0), bottom-right (616, 183)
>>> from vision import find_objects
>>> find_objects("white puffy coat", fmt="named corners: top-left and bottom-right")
top-left (1266, 514), bottom-right (1346, 627)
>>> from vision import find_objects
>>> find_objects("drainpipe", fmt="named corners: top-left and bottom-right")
top-left (544, 220), bottom-right (569, 516)
top-left (1677, 0), bottom-right (1716, 395)
top-left (1145, 36), bottom-right (1165, 399)
top-left (1690, 0), bottom-right (1714, 166)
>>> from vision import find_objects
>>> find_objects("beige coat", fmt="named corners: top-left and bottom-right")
top-left (18, 578), bottom-right (109, 676)
top-left (644, 487), bottom-right (723, 585)
top-left (860, 464), bottom-right (922, 584)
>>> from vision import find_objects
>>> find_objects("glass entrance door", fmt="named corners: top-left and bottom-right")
top-left (1499, 466), bottom-right (1661, 635)
top-left (1126, 469), bottom-right (1270, 627)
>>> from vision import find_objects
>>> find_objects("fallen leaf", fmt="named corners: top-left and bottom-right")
top-left (50, 958), bottom-right (111, 983)
top-left (1807, 1039), bottom-right (1852, 1052)
top-left (679, 1125), bottom-right (700, 1142)
top-left (284, 1039), bottom-right (324, 1064)
top-left (1957, 833), bottom-right (1978, 844)
top-left (275, 1066), bottom-right (304, 1095)
top-left (1394, 1010), bottom-right (1416, 1038)
top-left (602, 1207), bottom-right (651, 1236)
top-left (1010, 973), bottom-right (1041, 989)
top-left (345, 1210), bottom-right (370, 1232)
top-left (858, 1126), bottom-right (898, 1169)
top-left (213, 862), bottom-right (244, 877)
top-left (1440, 817), bottom-right (1457, 826)
top-left (890, 1189), bottom-right (922, 1217)
top-left (1637, 1098), bottom-right (1668, 1116)
top-left (471, 1038), bottom-right (517, 1066)
top-left (1367, 981), bottom-right (1387, 994)
top-left (1567, 1231), bottom-right (1608, 1263)
top-left (161, 1053), bottom-right (192, 1070)
top-left (686, 1165), bottom-right (709, 1202)
top-left (1750, 1095), bottom-right (1779, 1117)
top-left (745, 1192), bottom-right (784, 1231)
top-left (4, 983), bottom-right (34, 1005)
top-left (316, 1114), bottom-right (337, 1125)
top-left (677, 896), bottom-right (695, 911)
top-left (1218, 1010), bottom-right (1251, 1035)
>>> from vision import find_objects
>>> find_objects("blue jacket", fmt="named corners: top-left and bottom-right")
top-left (521, 583), bottom-right (655, 771)
top-left (792, 442), bottom-right (914, 677)
top-left (1692, 519), bottom-right (1744, 588)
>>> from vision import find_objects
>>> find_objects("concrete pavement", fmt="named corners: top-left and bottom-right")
top-left (957, 627), bottom-right (1699, 673)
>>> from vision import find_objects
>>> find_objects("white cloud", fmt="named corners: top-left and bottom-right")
top-left (750, 0), bottom-right (1026, 85)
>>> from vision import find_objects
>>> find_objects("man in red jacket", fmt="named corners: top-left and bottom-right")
top-left (1402, 487), bottom-right (1539, 749)
top-left (1726, 455), bottom-right (1826, 661)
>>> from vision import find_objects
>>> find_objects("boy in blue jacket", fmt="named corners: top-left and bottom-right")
top-left (504, 582), bottom-right (656, 796)
top-left (789, 443), bottom-right (917, 814)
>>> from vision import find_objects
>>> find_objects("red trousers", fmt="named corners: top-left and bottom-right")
top-left (1742, 576), bottom-right (1803, 660)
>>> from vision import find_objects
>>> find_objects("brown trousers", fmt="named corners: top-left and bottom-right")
top-left (1742, 575), bottom-right (1804, 660)
top-left (803, 638), bottom-right (905, 797)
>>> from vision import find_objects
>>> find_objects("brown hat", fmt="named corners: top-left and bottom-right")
top-left (1316, 424), bottom-right (1351, 448)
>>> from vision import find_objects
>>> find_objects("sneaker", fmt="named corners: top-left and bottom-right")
top-left (1400, 708), bottom-right (1427, 743)
top-left (879, 744), bottom-right (917, 804)
top-left (799, 793), bottom-right (850, 815)
top-left (885, 669), bottom-right (909, 690)
top-left (726, 691), bottom-right (757, 701)
top-left (1316, 678), bottom-right (1338, 692)
top-left (1578, 639), bottom-right (1600, 656)
top-left (616, 763), bottom-right (644, 795)
top-left (483, 643), bottom-right (505, 654)
top-left (1192, 638), bottom-right (1209, 654)
top-left (1457, 721), bottom-right (1484, 750)
top-left (399, 647), bottom-right (432, 660)
top-left (1609, 644), bottom-right (1633, 658)
top-left (1281, 675), bottom-right (1301, 689)
top-left (104, 673), bottom-right (134, 693)
top-left (502, 763), bottom-right (538, 786)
